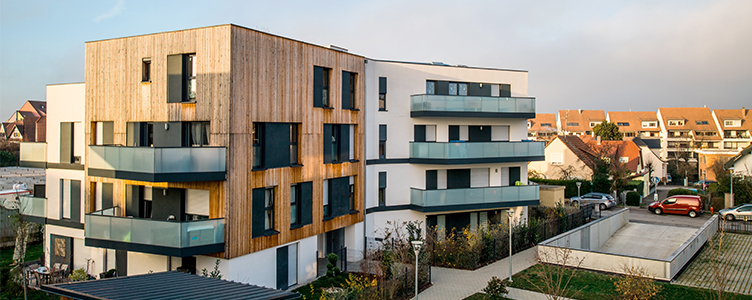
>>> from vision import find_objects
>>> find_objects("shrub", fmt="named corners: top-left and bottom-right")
top-left (69, 268), bottom-right (89, 282)
top-left (612, 265), bottom-right (661, 300)
top-left (326, 253), bottom-right (339, 278)
top-left (668, 188), bottom-right (697, 197)
top-left (482, 276), bottom-right (509, 299)
top-left (626, 192), bottom-right (641, 206)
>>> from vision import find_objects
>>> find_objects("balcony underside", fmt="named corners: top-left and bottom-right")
top-left (411, 199), bottom-right (540, 213)
top-left (87, 168), bottom-right (226, 182)
top-left (410, 111), bottom-right (536, 118)
top-left (84, 238), bottom-right (224, 257)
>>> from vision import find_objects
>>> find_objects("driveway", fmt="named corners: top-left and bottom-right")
top-left (627, 206), bottom-right (711, 228)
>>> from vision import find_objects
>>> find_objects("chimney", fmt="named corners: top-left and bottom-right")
top-left (597, 136), bottom-right (601, 145)
top-left (578, 109), bottom-right (582, 114)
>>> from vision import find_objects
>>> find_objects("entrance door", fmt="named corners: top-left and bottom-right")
top-left (325, 228), bottom-right (344, 254)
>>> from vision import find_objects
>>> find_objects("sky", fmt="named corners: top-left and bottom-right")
top-left (1, 0), bottom-right (751, 118)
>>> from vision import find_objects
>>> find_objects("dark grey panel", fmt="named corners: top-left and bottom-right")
top-left (313, 66), bottom-right (323, 107)
top-left (102, 121), bottom-right (114, 145)
top-left (167, 54), bottom-right (185, 103)
top-left (276, 246), bottom-right (289, 290)
top-left (341, 71), bottom-right (351, 110)
top-left (339, 124), bottom-right (349, 161)
top-left (414, 125), bottom-right (426, 142)
top-left (445, 212), bottom-right (471, 233)
top-left (102, 182), bottom-right (114, 209)
top-left (264, 123), bottom-right (291, 168)
top-left (87, 168), bottom-right (227, 182)
top-left (300, 181), bottom-right (313, 226)
top-left (126, 122), bottom-right (140, 147)
top-left (151, 188), bottom-right (185, 221)
top-left (331, 176), bottom-right (350, 218)
top-left (49, 234), bottom-right (73, 267)
top-left (408, 155), bottom-right (545, 165)
top-left (365, 158), bottom-right (410, 165)
top-left (499, 84), bottom-right (511, 97)
top-left (410, 111), bottom-right (536, 119)
top-left (116, 249), bottom-right (127, 276)
top-left (426, 170), bottom-right (437, 190)
top-left (379, 124), bottom-right (387, 141)
top-left (378, 172), bottom-right (387, 188)
top-left (125, 185), bottom-right (141, 218)
top-left (251, 188), bottom-right (265, 238)
top-left (153, 122), bottom-right (183, 147)
top-left (323, 124), bottom-right (332, 163)
top-left (379, 77), bottom-right (387, 94)
top-left (436, 81), bottom-right (449, 95)
top-left (468, 126), bottom-right (491, 142)
top-left (468, 83), bottom-right (491, 96)
top-left (60, 122), bottom-right (73, 164)
top-left (70, 180), bottom-right (81, 222)
top-left (509, 167), bottom-right (521, 185)
top-left (447, 169), bottom-right (471, 189)
top-left (449, 125), bottom-right (460, 141)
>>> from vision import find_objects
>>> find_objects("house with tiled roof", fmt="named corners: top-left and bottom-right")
top-left (3, 100), bottom-right (47, 142)
top-left (607, 111), bottom-right (661, 139)
top-left (724, 144), bottom-right (752, 177)
top-left (528, 113), bottom-right (558, 141)
top-left (632, 137), bottom-right (668, 181)
top-left (529, 135), bottom-right (643, 180)
top-left (558, 110), bottom-right (605, 136)
top-left (657, 107), bottom-right (721, 160)
top-left (712, 108), bottom-right (752, 151)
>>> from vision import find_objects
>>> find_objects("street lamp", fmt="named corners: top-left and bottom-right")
top-left (507, 208), bottom-right (514, 283)
top-left (730, 167), bottom-right (735, 207)
top-left (702, 171), bottom-right (707, 208)
top-left (576, 182), bottom-right (582, 207)
top-left (411, 240), bottom-right (423, 300)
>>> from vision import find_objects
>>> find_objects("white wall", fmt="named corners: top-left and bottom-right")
top-left (45, 225), bottom-right (101, 276)
top-left (46, 83), bottom-right (85, 164)
top-left (732, 153), bottom-right (752, 176)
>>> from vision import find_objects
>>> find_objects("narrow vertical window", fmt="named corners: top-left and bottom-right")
top-left (290, 124), bottom-right (299, 165)
top-left (349, 176), bottom-right (355, 211)
top-left (379, 125), bottom-right (387, 159)
top-left (378, 172), bottom-right (386, 207)
top-left (448, 82), bottom-right (458, 95)
top-left (290, 184), bottom-right (299, 226)
top-left (142, 58), bottom-right (151, 82)
top-left (458, 83), bottom-right (468, 96)
top-left (323, 179), bottom-right (330, 218)
top-left (378, 77), bottom-right (387, 111)
top-left (322, 68), bottom-right (330, 107)
top-left (252, 123), bottom-right (264, 169)
top-left (187, 54), bottom-right (197, 100)
top-left (426, 81), bottom-right (435, 95)
top-left (349, 72), bottom-right (356, 109)
top-left (314, 66), bottom-right (331, 108)
top-left (331, 126), bottom-right (339, 162)
top-left (264, 188), bottom-right (275, 231)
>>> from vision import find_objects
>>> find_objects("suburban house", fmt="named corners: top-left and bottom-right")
top-left (632, 137), bottom-right (668, 181)
top-left (3, 100), bottom-right (47, 142)
top-left (712, 108), bottom-right (752, 151)
top-left (528, 135), bottom-right (642, 180)
top-left (724, 144), bottom-right (752, 177)
top-left (657, 107), bottom-right (722, 161)
top-left (364, 59), bottom-right (544, 241)
top-left (528, 113), bottom-right (558, 141)
top-left (606, 111), bottom-right (661, 139)
top-left (557, 110), bottom-right (605, 136)
top-left (696, 149), bottom-right (739, 181)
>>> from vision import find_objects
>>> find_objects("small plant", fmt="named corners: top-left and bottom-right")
top-left (201, 259), bottom-right (222, 279)
top-left (611, 265), bottom-right (661, 300)
top-left (68, 268), bottom-right (89, 282)
top-left (482, 276), bottom-right (509, 299)
top-left (326, 253), bottom-right (339, 278)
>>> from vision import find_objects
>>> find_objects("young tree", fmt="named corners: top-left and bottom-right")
top-left (530, 245), bottom-right (587, 300)
top-left (592, 121), bottom-right (623, 141)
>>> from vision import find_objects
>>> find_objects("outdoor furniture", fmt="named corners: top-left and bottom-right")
top-left (51, 264), bottom-right (69, 283)
top-left (33, 267), bottom-right (51, 287)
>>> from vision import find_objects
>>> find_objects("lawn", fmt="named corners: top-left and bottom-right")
top-left (463, 292), bottom-right (513, 300)
top-left (509, 264), bottom-right (752, 300)
top-left (1, 242), bottom-right (58, 300)
top-left (1, 241), bottom-right (45, 265)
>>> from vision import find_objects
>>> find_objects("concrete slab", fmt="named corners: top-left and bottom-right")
top-left (598, 223), bottom-right (697, 260)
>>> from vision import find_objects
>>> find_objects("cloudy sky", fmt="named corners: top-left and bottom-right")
top-left (1, 0), bottom-right (751, 118)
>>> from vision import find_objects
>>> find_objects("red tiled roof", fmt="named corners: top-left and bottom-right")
top-left (559, 110), bottom-right (605, 132)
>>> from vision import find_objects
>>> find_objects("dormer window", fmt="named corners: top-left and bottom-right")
top-left (642, 121), bottom-right (657, 128)
top-left (541, 123), bottom-right (552, 127)
top-left (527, 121), bottom-right (532, 129)
top-left (589, 121), bottom-right (599, 128)
top-left (668, 120), bottom-right (684, 126)
top-left (725, 119), bottom-right (741, 127)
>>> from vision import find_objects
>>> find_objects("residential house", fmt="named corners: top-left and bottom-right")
top-left (3, 100), bottom-right (47, 142)
top-left (557, 110), bottom-right (605, 136)
top-left (632, 137), bottom-right (668, 181)
top-left (364, 59), bottom-right (543, 241)
top-left (606, 111), bottom-right (661, 139)
top-left (528, 113), bottom-right (558, 141)
top-left (712, 108), bottom-right (752, 151)
top-left (724, 144), bottom-right (752, 177)
top-left (529, 135), bottom-right (642, 180)
top-left (696, 149), bottom-right (738, 181)
top-left (657, 107), bottom-right (722, 161)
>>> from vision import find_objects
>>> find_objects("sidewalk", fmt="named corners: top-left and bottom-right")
top-left (418, 247), bottom-right (547, 300)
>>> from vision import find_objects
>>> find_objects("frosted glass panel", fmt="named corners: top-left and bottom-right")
top-left (85, 213), bottom-right (224, 249)
top-left (410, 141), bottom-right (545, 160)
top-left (88, 146), bottom-right (225, 174)
top-left (411, 186), bottom-right (539, 209)
top-left (411, 95), bottom-right (535, 114)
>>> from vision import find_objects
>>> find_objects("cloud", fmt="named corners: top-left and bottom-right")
top-left (93, 0), bottom-right (125, 22)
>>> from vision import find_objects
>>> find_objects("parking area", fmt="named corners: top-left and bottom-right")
top-left (600, 206), bottom-right (711, 228)
top-left (599, 222), bottom-right (698, 260)
top-left (675, 232), bottom-right (752, 295)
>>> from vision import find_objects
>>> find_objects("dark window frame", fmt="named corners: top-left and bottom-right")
top-left (290, 124), bottom-right (299, 165)
top-left (186, 54), bottom-right (197, 101)
top-left (348, 72), bottom-right (356, 109)
top-left (290, 184), bottom-right (301, 227)
top-left (379, 124), bottom-right (387, 159)
top-left (252, 123), bottom-right (264, 169)
top-left (349, 178), bottom-right (355, 212)
top-left (264, 187), bottom-right (275, 232)
top-left (142, 58), bottom-right (151, 83)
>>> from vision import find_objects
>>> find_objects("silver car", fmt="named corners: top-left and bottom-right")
top-left (719, 204), bottom-right (752, 221)
top-left (570, 192), bottom-right (616, 210)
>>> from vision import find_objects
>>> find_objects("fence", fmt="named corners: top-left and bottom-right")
top-left (429, 205), bottom-right (592, 270)
top-left (723, 219), bottom-right (752, 233)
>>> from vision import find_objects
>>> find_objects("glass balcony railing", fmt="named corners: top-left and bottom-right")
top-left (411, 185), bottom-right (539, 210)
top-left (85, 210), bottom-right (225, 252)
top-left (88, 145), bottom-right (226, 182)
top-left (19, 142), bottom-right (46, 167)
top-left (17, 195), bottom-right (47, 220)
top-left (410, 141), bottom-right (545, 163)
top-left (410, 94), bottom-right (535, 117)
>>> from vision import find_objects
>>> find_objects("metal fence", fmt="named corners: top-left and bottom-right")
top-left (723, 219), bottom-right (752, 233)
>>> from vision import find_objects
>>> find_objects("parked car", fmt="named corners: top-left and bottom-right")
top-left (570, 192), bottom-right (615, 210)
top-left (648, 195), bottom-right (703, 218)
top-left (718, 204), bottom-right (752, 221)
top-left (693, 180), bottom-right (717, 189)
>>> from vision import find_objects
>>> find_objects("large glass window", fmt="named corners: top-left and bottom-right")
top-left (426, 81), bottom-right (435, 94)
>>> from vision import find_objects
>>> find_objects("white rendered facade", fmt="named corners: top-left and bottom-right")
top-left (363, 60), bottom-right (542, 245)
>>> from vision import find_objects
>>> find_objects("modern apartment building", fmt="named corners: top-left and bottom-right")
top-left (21, 24), bottom-right (367, 291)
top-left (606, 111), bottom-right (661, 139)
top-left (527, 113), bottom-right (557, 141)
top-left (557, 110), bottom-right (605, 136)
top-left (363, 60), bottom-right (544, 241)
top-left (657, 107), bottom-right (721, 160)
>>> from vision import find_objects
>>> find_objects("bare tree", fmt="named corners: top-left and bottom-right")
top-left (612, 264), bottom-right (661, 300)
top-left (707, 218), bottom-right (730, 300)
top-left (529, 245), bottom-right (587, 300)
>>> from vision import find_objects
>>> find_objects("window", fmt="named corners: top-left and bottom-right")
top-left (448, 82), bottom-right (458, 95)
top-left (378, 172), bottom-right (386, 206)
top-left (290, 184), bottom-right (300, 226)
top-left (541, 123), bottom-right (552, 127)
top-left (330, 126), bottom-right (339, 162)
top-left (426, 81), bottom-right (435, 94)
top-left (642, 121), bottom-right (657, 128)
top-left (323, 124), bottom-right (351, 164)
top-left (378, 77), bottom-right (387, 111)
top-left (624, 132), bottom-right (635, 137)
top-left (264, 188), bottom-right (274, 231)
top-left (313, 66), bottom-right (331, 108)
top-left (589, 121), bottom-right (599, 128)
top-left (696, 120), bottom-right (709, 125)
top-left (290, 124), bottom-right (299, 165)
top-left (185, 122), bottom-right (210, 147)
top-left (379, 125), bottom-right (387, 159)
top-left (342, 71), bottom-right (357, 110)
top-left (550, 153), bottom-right (563, 165)
top-left (458, 83), bottom-right (468, 96)
top-left (617, 122), bottom-right (629, 126)
top-left (725, 119), bottom-right (741, 127)
top-left (349, 177), bottom-right (355, 211)
top-left (668, 120), bottom-right (684, 126)
top-left (323, 179), bottom-right (330, 218)
top-left (60, 179), bottom-right (81, 222)
top-left (253, 123), bottom-right (263, 169)
top-left (566, 122), bottom-right (579, 127)
top-left (167, 53), bottom-right (196, 103)
top-left (619, 157), bottom-right (629, 164)
top-left (142, 58), bottom-right (151, 82)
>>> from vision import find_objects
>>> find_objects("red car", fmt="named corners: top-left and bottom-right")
top-left (648, 195), bottom-right (703, 218)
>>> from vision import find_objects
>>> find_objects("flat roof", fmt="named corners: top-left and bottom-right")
top-left (366, 58), bottom-right (529, 73)
top-left (41, 271), bottom-right (300, 300)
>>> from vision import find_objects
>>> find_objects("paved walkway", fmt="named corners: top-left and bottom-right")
top-left (675, 232), bottom-right (752, 295)
top-left (418, 247), bottom-right (559, 300)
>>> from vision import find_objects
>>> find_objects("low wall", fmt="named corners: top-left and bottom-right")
top-left (538, 209), bottom-right (719, 281)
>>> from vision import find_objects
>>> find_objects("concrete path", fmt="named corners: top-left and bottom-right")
top-left (417, 247), bottom-right (541, 300)
top-left (675, 232), bottom-right (752, 295)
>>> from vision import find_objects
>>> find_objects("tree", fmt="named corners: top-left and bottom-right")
top-left (592, 121), bottom-right (623, 141)
top-left (529, 245), bottom-right (586, 300)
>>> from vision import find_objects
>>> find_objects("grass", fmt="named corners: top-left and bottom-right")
top-left (1, 241), bottom-right (45, 265)
top-left (462, 292), bottom-right (513, 300)
top-left (1, 242), bottom-right (58, 300)
top-left (509, 264), bottom-right (752, 300)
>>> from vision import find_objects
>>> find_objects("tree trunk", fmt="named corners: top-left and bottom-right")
top-left (12, 222), bottom-right (30, 264)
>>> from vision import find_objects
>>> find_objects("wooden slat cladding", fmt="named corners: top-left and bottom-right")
top-left (228, 26), bottom-right (365, 258)
top-left (84, 24), bottom-right (364, 260)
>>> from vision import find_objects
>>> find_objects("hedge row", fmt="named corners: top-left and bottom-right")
top-left (529, 178), bottom-right (593, 198)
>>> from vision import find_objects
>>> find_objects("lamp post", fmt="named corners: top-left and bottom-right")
top-left (730, 167), bottom-right (735, 207)
top-left (411, 240), bottom-right (423, 300)
top-left (507, 208), bottom-right (514, 282)
top-left (576, 182), bottom-right (582, 207)
top-left (702, 171), bottom-right (707, 208)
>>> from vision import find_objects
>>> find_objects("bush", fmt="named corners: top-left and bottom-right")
top-left (482, 276), bottom-right (509, 299)
top-left (626, 192), bottom-right (641, 206)
top-left (69, 268), bottom-right (89, 282)
top-left (327, 253), bottom-right (339, 278)
top-left (529, 178), bottom-right (593, 198)
top-left (668, 188), bottom-right (697, 197)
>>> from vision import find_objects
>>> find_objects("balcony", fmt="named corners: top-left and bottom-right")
top-left (88, 145), bottom-right (226, 182)
top-left (14, 195), bottom-right (47, 224)
top-left (84, 208), bottom-right (225, 257)
top-left (19, 142), bottom-right (46, 168)
top-left (410, 185), bottom-right (540, 213)
top-left (410, 94), bottom-right (535, 118)
top-left (409, 141), bottom-right (545, 164)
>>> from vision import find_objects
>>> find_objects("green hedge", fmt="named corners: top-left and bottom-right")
top-left (624, 180), bottom-right (644, 193)
top-left (668, 188), bottom-right (697, 197)
top-left (529, 178), bottom-right (592, 198)
top-left (626, 191), bottom-right (641, 206)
